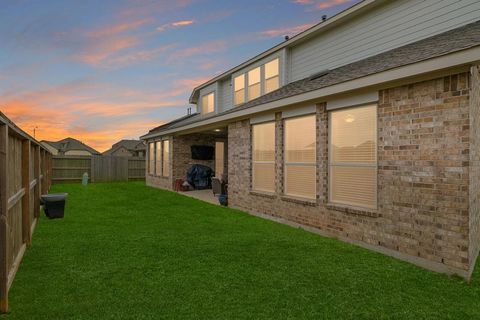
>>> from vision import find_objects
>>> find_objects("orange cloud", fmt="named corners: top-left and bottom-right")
top-left (157, 20), bottom-right (195, 32)
top-left (72, 36), bottom-right (140, 65)
top-left (168, 40), bottom-right (227, 63)
top-left (88, 19), bottom-right (152, 38)
top-left (103, 44), bottom-right (176, 68)
top-left (0, 76), bottom-right (203, 151)
top-left (259, 23), bottom-right (315, 38)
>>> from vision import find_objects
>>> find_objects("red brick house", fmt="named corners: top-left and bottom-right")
top-left (142, 0), bottom-right (480, 279)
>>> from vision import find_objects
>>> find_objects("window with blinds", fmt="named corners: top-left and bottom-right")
top-left (284, 115), bottom-right (316, 199)
top-left (265, 58), bottom-right (279, 94)
top-left (252, 122), bottom-right (275, 192)
top-left (162, 140), bottom-right (170, 177)
top-left (215, 141), bottom-right (225, 177)
top-left (329, 104), bottom-right (377, 209)
top-left (234, 74), bottom-right (245, 105)
top-left (148, 142), bottom-right (155, 175)
top-left (155, 141), bottom-right (162, 176)
top-left (248, 67), bottom-right (261, 101)
top-left (201, 92), bottom-right (215, 114)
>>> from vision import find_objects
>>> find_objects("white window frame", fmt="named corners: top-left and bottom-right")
top-left (232, 56), bottom-right (282, 106)
top-left (155, 141), bottom-right (162, 176)
top-left (201, 92), bottom-right (215, 114)
top-left (328, 104), bottom-right (378, 210)
top-left (252, 121), bottom-right (276, 193)
top-left (264, 58), bottom-right (280, 94)
top-left (283, 114), bottom-right (316, 200)
top-left (233, 74), bottom-right (245, 106)
top-left (162, 139), bottom-right (170, 177)
top-left (148, 142), bottom-right (155, 175)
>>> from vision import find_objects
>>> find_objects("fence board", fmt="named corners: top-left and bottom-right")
top-left (0, 113), bottom-right (52, 313)
top-left (52, 156), bottom-right (145, 183)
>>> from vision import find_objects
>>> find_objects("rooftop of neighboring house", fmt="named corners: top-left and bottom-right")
top-left (41, 137), bottom-right (101, 155)
top-left (103, 139), bottom-right (145, 155)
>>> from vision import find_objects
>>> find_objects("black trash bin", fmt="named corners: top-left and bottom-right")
top-left (41, 193), bottom-right (68, 219)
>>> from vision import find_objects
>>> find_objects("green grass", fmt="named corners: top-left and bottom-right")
top-left (1, 182), bottom-right (479, 319)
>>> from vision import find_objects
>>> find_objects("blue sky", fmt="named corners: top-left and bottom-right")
top-left (0, 0), bottom-right (360, 151)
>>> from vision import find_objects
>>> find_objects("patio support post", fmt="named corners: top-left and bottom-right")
top-left (34, 146), bottom-right (40, 218)
top-left (0, 124), bottom-right (8, 313)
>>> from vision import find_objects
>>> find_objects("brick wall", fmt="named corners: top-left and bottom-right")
top-left (146, 137), bottom-right (173, 190)
top-left (172, 133), bottom-right (216, 184)
top-left (470, 66), bottom-right (480, 272)
top-left (228, 71), bottom-right (475, 277)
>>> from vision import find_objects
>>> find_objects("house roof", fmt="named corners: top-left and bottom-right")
top-left (42, 137), bottom-right (101, 155)
top-left (188, 0), bottom-right (381, 103)
top-left (145, 20), bottom-right (480, 138)
top-left (103, 139), bottom-right (145, 155)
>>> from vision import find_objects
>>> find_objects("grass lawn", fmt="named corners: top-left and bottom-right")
top-left (1, 182), bottom-right (479, 319)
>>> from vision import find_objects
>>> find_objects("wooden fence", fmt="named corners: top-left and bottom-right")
top-left (52, 155), bottom-right (145, 183)
top-left (0, 112), bottom-right (52, 313)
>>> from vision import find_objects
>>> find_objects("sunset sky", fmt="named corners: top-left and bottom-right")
top-left (0, 0), bottom-right (360, 152)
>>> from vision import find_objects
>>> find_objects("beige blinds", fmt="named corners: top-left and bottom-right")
top-left (234, 74), bottom-right (245, 105)
top-left (284, 115), bottom-right (316, 199)
top-left (148, 143), bottom-right (154, 175)
top-left (265, 59), bottom-right (279, 94)
top-left (162, 140), bottom-right (170, 177)
top-left (215, 141), bottom-right (225, 177)
top-left (248, 67), bottom-right (261, 101)
top-left (155, 141), bottom-right (162, 176)
top-left (329, 105), bottom-right (377, 208)
top-left (252, 122), bottom-right (275, 192)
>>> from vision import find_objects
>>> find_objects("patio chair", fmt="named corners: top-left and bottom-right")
top-left (211, 177), bottom-right (226, 196)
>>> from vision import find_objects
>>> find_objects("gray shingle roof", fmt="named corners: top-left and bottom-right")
top-left (42, 137), bottom-right (101, 155)
top-left (103, 139), bottom-right (145, 155)
top-left (148, 20), bottom-right (480, 135)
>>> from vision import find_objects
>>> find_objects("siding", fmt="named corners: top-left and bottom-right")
top-left (219, 78), bottom-right (232, 112)
top-left (290, 0), bottom-right (480, 81)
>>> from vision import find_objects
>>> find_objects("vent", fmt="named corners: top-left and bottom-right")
top-left (309, 69), bottom-right (330, 81)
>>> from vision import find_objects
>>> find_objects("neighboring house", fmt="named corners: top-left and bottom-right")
top-left (41, 137), bottom-right (100, 156)
top-left (103, 140), bottom-right (146, 157)
top-left (142, 0), bottom-right (480, 279)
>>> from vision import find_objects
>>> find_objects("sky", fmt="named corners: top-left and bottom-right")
top-left (0, 0), bottom-right (361, 152)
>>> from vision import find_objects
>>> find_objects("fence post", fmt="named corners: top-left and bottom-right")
top-left (21, 140), bottom-right (31, 246)
top-left (0, 124), bottom-right (9, 313)
top-left (34, 146), bottom-right (40, 218)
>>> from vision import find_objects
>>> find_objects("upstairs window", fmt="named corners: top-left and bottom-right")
top-left (155, 141), bottom-right (162, 176)
top-left (252, 122), bottom-right (275, 193)
top-left (162, 140), bottom-right (170, 177)
top-left (284, 115), bottom-right (316, 199)
top-left (201, 92), bottom-right (215, 114)
top-left (265, 58), bottom-right (279, 94)
top-left (329, 105), bottom-right (377, 209)
top-left (248, 67), bottom-right (261, 101)
top-left (234, 74), bottom-right (245, 105)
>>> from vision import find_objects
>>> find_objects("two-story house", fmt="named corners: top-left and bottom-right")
top-left (141, 0), bottom-right (480, 279)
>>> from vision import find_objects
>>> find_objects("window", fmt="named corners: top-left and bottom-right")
top-left (148, 143), bottom-right (155, 175)
top-left (252, 122), bottom-right (275, 193)
top-left (201, 92), bottom-right (215, 114)
top-left (215, 141), bottom-right (225, 177)
top-left (265, 58), bottom-right (279, 94)
top-left (248, 67), bottom-right (261, 101)
top-left (329, 105), bottom-right (377, 209)
top-left (284, 115), bottom-right (316, 199)
top-left (234, 74), bottom-right (245, 105)
top-left (155, 141), bottom-right (162, 176)
top-left (162, 140), bottom-right (170, 177)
